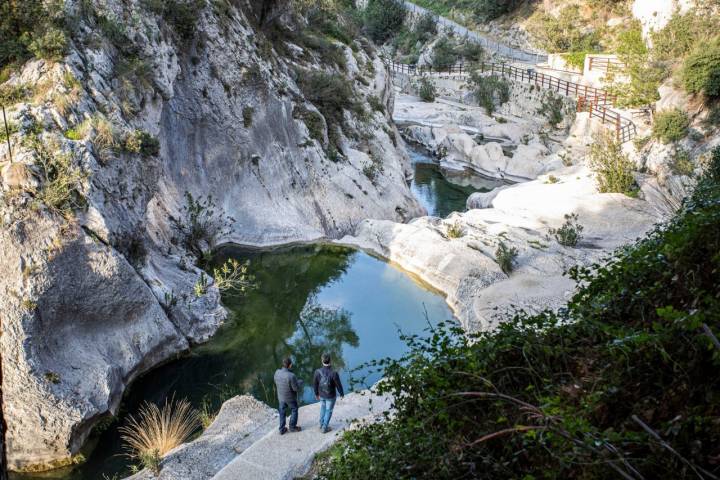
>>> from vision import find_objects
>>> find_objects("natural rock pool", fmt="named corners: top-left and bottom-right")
top-left (408, 144), bottom-right (502, 217)
top-left (15, 245), bottom-right (452, 480)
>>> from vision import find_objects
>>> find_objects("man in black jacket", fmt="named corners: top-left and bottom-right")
top-left (274, 357), bottom-right (302, 434)
top-left (313, 353), bottom-right (344, 433)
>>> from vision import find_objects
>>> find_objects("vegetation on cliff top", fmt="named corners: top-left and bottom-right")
top-left (313, 148), bottom-right (720, 479)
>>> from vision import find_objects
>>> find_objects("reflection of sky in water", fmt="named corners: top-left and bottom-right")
top-left (316, 255), bottom-right (451, 391)
top-left (36, 245), bottom-right (454, 480)
top-left (408, 144), bottom-right (502, 217)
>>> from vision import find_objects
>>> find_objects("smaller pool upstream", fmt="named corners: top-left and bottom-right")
top-left (17, 245), bottom-right (453, 480)
top-left (408, 143), bottom-right (504, 218)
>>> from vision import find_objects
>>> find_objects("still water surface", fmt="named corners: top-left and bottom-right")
top-left (408, 144), bottom-right (503, 217)
top-left (15, 245), bottom-right (452, 479)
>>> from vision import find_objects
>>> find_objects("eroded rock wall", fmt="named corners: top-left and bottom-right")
top-left (0, 0), bottom-right (420, 471)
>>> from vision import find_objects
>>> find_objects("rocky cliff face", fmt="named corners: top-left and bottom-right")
top-left (0, 0), bottom-right (421, 471)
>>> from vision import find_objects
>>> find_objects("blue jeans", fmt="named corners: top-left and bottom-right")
top-left (319, 397), bottom-right (336, 429)
top-left (278, 400), bottom-right (298, 432)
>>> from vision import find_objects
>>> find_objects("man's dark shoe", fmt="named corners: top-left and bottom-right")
top-left (290, 426), bottom-right (302, 432)
top-left (322, 426), bottom-right (332, 434)
top-left (279, 428), bottom-right (288, 435)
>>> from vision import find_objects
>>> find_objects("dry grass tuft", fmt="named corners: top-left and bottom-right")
top-left (119, 397), bottom-right (200, 462)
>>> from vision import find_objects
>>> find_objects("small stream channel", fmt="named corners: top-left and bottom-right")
top-left (14, 144), bottom-right (500, 480)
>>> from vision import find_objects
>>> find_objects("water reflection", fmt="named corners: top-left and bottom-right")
top-left (408, 144), bottom-right (503, 217)
top-left (26, 244), bottom-right (452, 480)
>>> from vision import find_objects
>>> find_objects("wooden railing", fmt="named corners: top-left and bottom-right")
top-left (587, 56), bottom-right (625, 74)
top-left (386, 59), bottom-right (637, 143)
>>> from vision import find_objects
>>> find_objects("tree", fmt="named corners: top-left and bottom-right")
top-left (363, 0), bottom-right (405, 44)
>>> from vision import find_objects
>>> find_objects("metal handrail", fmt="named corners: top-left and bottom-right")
top-left (402, 1), bottom-right (548, 65)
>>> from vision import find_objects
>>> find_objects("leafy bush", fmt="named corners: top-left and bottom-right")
top-left (176, 192), bottom-right (234, 259)
top-left (538, 91), bottom-right (565, 128)
top-left (363, 0), bottom-right (405, 44)
top-left (431, 37), bottom-right (459, 70)
top-left (362, 159), bottom-right (384, 183)
top-left (549, 213), bottom-right (584, 247)
top-left (27, 26), bottom-right (68, 61)
top-left (0, 0), bottom-right (68, 66)
top-left (293, 105), bottom-right (325, 144)
top-left (680, 37), bottom-right (720, 99)
top-left (417, 77), bottom-right (436, 102)
top-left (212, 258), bottom-right (255, 294)
top-left (527, 6), bottom-right (600, 54)
top-left (314, 148), bottom-right (720, 480)
top-left (242, 106), bottom-right (255, 128)
top-left (469, 73), bottom-right (510, 115)
top-left (299, 71), bottom-right (357, 126)
top-left (670, 147), bottom-right (694, 176)
top-left (494, 240), bottom-right (517, 274)
top-left (652, 108), bottom-right (690, 144)
top-left (368, 95), bottom-right (385, 113)
top-left (588, 130), bottom-right (637, 196)
top-left (143, 0), bottom-right (205, 41)
top-left (124, 130), bottom-right (160, 157)
top-left (298, 71), bottom-right (360, 152)
top-left (27, 135), bottom-right (86, 216)
top-left (607, 22), bottom-right (663, 108)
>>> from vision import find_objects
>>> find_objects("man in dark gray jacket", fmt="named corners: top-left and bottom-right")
top-left (274, 357), bottom-right (302, 434)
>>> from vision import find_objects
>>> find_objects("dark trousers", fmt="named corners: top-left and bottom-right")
top-left (278, 399), bottom-right (298, 431)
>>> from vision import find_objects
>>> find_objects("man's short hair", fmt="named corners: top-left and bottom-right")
top-left (321, 353), bottom-right (331, 365)
top-left (283, 357), bottom-right (292, 368)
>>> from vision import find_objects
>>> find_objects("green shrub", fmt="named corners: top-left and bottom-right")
top-left (124, 130), bottom-right (160, 157)
top-left (176, 192), bottom-right (233, 259)
top-left (0, 0), bottom-right (68, 66)
top-left (607, 21), bottom-right (663, 108)
top-left (242, 106), bottom-right (254, 128)
top-left (293, 105), bottom-right (325, 144)
top-left (457, 39), bottom-right (484, 63)
top-left (562, 51), bottom-right (588, 70)
top-left (27, 26), bottom-right (68, 61)
top-left (670, 147), bottom-right (694, 176)
top-left (417, 77), bottom-right (436, 102)
top-left (298, 71), bottom-right (359, 150)
top-left (469, 73), bottom-right (510, 115)
top-left (431, 37), bottom-right (459, 70)
top-left (527, 6), bottom-right (600, 54)
top-left (314, 148), bottom-right (720, 480)
top-left (651, 10), bottom-right (716, 64)
top-left (362, 161), bottom-right (383, 182)
top-left (144, 0), bottom-right (205, 41)
top-left (363, 0), bottom-right (405, 44)
top-left (549, 213), bottom-right (584, 247)
top-left (368, 95), bottom-right (385, 113)
top-left (588, 130), bottom-right (637, 195)
top-left (703, 104), bottom-right (720, 129)
top-left (652, 108), bottom-right (690, 144)
top-left (0, 84), bottom-right (31, 104)
top-left (495, 240), bottom-right (517, 274)
top-left (64, 128), bottom-right (83, 141)
top-left (680, 37), bottom-right (720, 99)
top-left (0, 120), bottom-right (19, 143)
top-left (538, 91), bottom-right (565, 128)
top-left (298, 33), bottom-right (348, 70)
top-left (27, 135), bottom-right (86, 216)
top-left (446, 220), bottom-right (463, 239)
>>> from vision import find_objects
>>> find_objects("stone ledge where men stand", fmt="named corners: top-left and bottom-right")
top-left (124, 390), bottom-right (392, 480)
